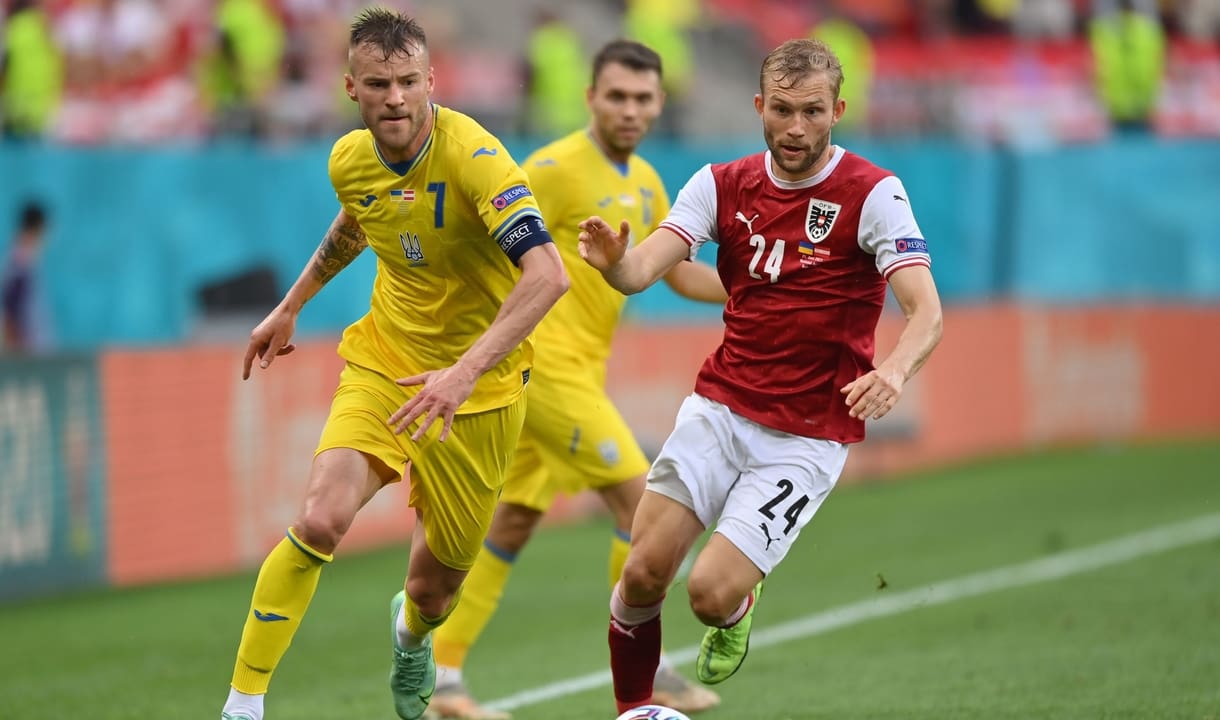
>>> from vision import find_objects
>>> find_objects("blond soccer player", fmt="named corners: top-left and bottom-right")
top-left (219, 9), bottom-right (568, 720)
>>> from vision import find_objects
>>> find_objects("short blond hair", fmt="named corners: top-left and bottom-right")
top-left (759, 39), bottom-right (843, 98)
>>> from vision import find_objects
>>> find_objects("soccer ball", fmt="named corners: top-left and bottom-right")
top-left (615, 705), bottom-right (692, 720)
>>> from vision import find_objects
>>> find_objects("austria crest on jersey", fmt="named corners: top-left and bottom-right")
top-left (805, 198), bottom-right (841, 243)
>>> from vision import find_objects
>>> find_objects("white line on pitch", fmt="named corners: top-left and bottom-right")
top-left (484, 513), bottom-right (1220, 713)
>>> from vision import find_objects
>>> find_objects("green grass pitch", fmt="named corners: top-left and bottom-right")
top-left (1, 439), bottom-right (1217, 719)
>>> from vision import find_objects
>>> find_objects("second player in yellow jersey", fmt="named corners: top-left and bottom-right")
top-left (429, 40), bottom-right (727, 720)
top-left (503, 122), bottom-right (669, 510)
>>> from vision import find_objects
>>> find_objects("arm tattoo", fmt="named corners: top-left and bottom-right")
top-left (311, 217), bottom-right (368, 284)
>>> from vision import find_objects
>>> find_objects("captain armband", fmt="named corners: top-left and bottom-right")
top-left (498, 215), bottom-right (553, 265)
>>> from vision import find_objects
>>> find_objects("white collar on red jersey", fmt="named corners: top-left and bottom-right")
top-left (764, 145), bottom-right (845, 190)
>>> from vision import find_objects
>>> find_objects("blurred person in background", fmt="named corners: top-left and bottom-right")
top-left (958, 0), bottom-right (1015, 33)
top-left (429, 39), bottom-right (725, 720)
top-left (52, 0), bottom-right (193, 142)
top-left (2, 200), bottom-right (52, 352)
top-left (810, 5), bottom-right (875, 136)
top-left (578, 38), bottom-right (942, 714)
top-left (218, 9), bottom-right (568, 720)
top-left (199, 0), bottom-right (286, 137)
top-left (259, 48), bottom-right (330, 139)
top-left (624, 0), bottom-right (695, 137)
top-left (1090, 0), bottom-right (1166, 132)
top-left (1176, 0), bottom-right (1220, 40)
top-left (1, 0), bottom-right (63, 139)
top-left (522, 7), bottom-right (586, 136)
top-left (1011, 0), bottom-right (1076, 39)
top-left (263, 0), bottom-right (367, 139)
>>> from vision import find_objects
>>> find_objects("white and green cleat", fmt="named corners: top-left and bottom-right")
top-left (695, 581), bottom-right (763, 685)
top-left (389, 590), bottom-right (436, 720)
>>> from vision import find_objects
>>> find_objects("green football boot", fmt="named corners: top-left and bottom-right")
top-left (389, 590), bottom-right (436, 720)
top-left (695, 581), bottom-right (763, 685)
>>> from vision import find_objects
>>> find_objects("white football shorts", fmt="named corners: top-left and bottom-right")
top-left (645, 393), bottom-right (848, 575)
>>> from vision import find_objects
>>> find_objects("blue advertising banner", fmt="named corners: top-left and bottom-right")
top-left (0, 355), bottom-right (107, 603)
top-left (2, 137), bottom-right (1217, 348)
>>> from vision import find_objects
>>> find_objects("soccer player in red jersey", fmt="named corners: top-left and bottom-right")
top-left (577, 38), bottom-right (944, 713)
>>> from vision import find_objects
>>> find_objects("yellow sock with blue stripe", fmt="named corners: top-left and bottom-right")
top-left (401, 586), bottom-right (464, 647)
top-left (432, 540), bottom-right (514, 669)
top-left (609, 527), bottom-right (631, 589)
top-left (231, 528), bottom-right (333, 694)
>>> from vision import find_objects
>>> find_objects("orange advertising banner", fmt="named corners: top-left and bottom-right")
top-left (608, 305), bottom-right (1220, 479)
top-left (99, 304), bottom-right (1220, 586)
top-left (101, 346), bottom-right (414, 586)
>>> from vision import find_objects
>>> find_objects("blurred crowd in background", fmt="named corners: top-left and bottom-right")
top-left (1, 0), bottom-right (1219, 145)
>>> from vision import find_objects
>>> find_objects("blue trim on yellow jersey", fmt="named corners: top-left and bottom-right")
top-left (490, 206), bottom-right (542, 241)
top-left (373, 104), bottom-right (437, 176)
top-left (614, 527), bottom-right (631, 542)
top-left (483, 539), bottom-right (518, 564)
top-left (586, 129), bottom-right (630, 177)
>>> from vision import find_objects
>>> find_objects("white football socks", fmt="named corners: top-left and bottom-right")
top-left (435, 665), bottom-right (463, 690)
top-left (222, 687), bottom-right (263, 720)
top-left (395, 603), bottom-right (427, 648)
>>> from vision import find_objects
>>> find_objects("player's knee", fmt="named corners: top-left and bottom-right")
top-left (488, 504), bottom-right (542, 554)
top-left (609, 503), bottom-right (636, 534)
top-left (291, 508), bottom-right (351, 555)
top-left (686, 574), bottom-right (740, 626)
top-left (597, 476), bottom-right (645, 528)
top-left (618, 555), bottom-right (668, 603)
top-left (405, 576), bottom-right (454, 618)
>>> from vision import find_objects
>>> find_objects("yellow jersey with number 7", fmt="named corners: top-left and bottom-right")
top-left (327, 104), bottom-right (544, 413)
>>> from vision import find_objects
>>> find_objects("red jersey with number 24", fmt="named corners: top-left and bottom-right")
top-left (658, 146), bottom-right (931, 443)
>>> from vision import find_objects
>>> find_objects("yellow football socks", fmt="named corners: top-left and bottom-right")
top-left (230, 529), bottom-right (332, 694)
top-left (404, 585), bottom-right (464, 642)
top-left (433, 543), bottom-right (512, 668)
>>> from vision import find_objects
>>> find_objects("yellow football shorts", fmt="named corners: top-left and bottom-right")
top-left (500, 370), bottom-right (650, 512)
top-left (315, 362), bottom-right (526, 570)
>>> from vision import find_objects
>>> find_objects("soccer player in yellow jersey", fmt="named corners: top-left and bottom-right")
top-left (218, 10), bottom-right (568, 720)
top-left (429, 41), bottom-right (726, 720)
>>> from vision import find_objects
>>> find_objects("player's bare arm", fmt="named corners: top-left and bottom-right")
top-left (578, 216), bottom-right (691, 294)
top-left (242, 210), bottom-right (368, 379)
top-left (663, 259), bottom-right (727, 304)
top-left (841, 265), bottom-right (943, 420)
top-left (389, 242), bottom-right (568, 441)
top-left (309, 210), bottom-right (369, 287)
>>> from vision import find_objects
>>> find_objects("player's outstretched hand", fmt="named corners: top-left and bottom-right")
top-left (840, 366), bottom-right (905, 421)
top-left (389, 364), bottom-right (479, 442)
top-left (242, 307), bottom-right (297, 379)
top-left (578, 216), bottom-right (631, 271)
